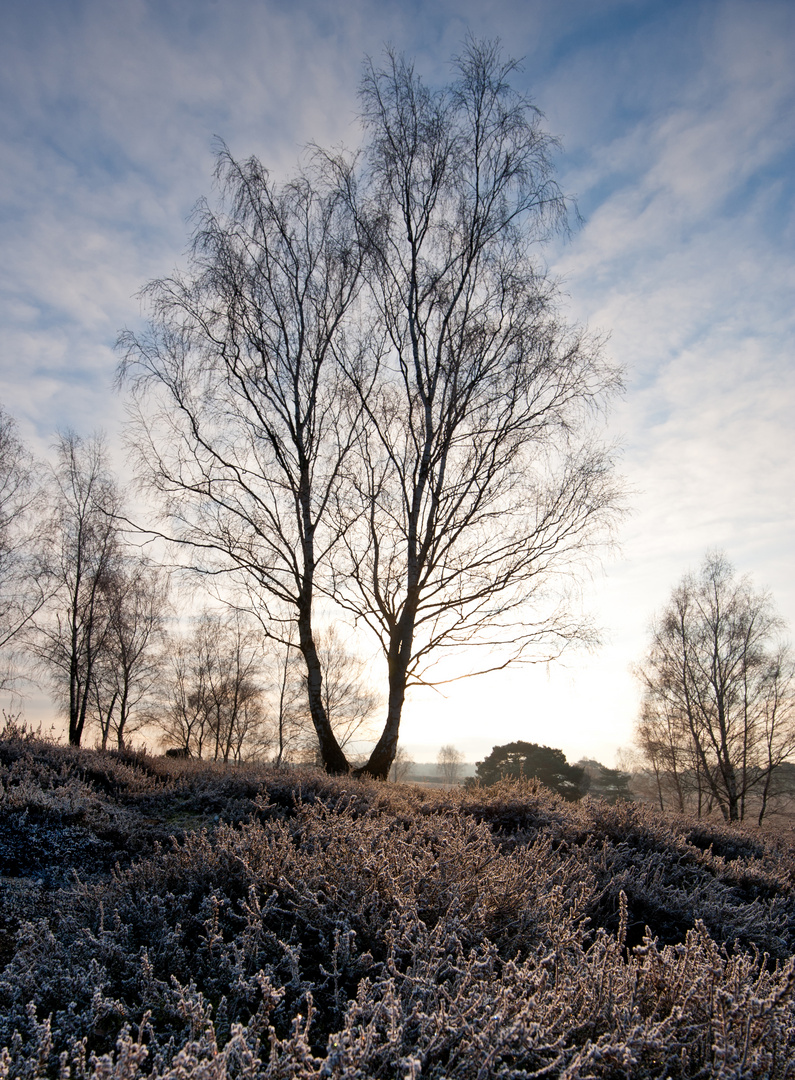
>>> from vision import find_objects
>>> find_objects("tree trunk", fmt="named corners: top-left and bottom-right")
top-left (356, 605), bottom-right (415, 779)
top-left (69, 619), bottom-right (82, 746)
top-left (719, 753), bottom-right (740, 821)
top-left (276, 654), bottom-right (288, 766)
top-left (357, 674), bottom-right (404, 779)
top-left (116, 681), bottom-right (129, 750)
top-left (101, 691), bottom-right (118, 751)
top-left (653, 762), bottom-right (665, 813)
top-left (758, 769), bottom-right (773, 826)
top-left (298, 608), bottom-right (349, 774)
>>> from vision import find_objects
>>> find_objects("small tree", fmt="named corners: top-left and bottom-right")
top-left (90, 558), bottom-right (169, 749)
top-left (437, 744), bottom-right (464, 786)
top-left (475, 740), bottom-right (587, 800)
top-left (33, 433), bottom-right (122, 746)
top-left (268, 631), bottom-right (307, 766)
top-left (576, 759), bottom-right (632, 804)
top-left (156, 633), bottom-right (211, 757)
top-left (0, 406), bottom-right (47, 686)
top-left (155, 609), bottom-right (271, 762)
top-left (635, 552), bottom-right (795, 824)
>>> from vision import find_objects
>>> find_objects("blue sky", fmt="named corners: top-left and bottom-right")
top-left (1, 0), bottom-right (793, 763)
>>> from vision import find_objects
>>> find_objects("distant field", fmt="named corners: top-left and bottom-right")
top-left (2, 734), bottom-right (795, 1078)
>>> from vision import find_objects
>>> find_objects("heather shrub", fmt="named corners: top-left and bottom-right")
top-left (2, 738), bottom-right (795, 1078)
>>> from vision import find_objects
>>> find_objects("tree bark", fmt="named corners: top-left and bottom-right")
top-left (298, 608), bottom-right (349, 774)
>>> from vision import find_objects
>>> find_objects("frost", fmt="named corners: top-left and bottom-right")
top-left (2, 736), bottom-right (795, 1077)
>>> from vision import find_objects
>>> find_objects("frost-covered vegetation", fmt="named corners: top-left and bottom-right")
top-left (2, 731), bottom-right (795, 1078)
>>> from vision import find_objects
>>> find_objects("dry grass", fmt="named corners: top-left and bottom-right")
top-left (2, 732), bottom-right (795, 1077)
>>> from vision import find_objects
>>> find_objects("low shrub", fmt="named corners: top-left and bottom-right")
top-left (1, 738), bottom-right (795, 1077)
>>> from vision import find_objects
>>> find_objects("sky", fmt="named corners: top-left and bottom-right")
top-left (1, 0), bottom-right (793, 765)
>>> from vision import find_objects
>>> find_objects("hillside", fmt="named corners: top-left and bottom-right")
top-left (2, 731), bottom-right (795, 1078)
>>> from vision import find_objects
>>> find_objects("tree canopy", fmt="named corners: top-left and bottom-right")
top-left (475, 741), bottom-right (588, 800)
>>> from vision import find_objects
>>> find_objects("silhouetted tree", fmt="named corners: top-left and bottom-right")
top-left (635, 552), bottom-right (795, 824)
top-left (0, 406), bottom-right (47, 685)
top-left (389, 744), bottom-right (414, 782)
top-left (156, 610), bottom-right (270, 762)
top-left (119, 147), bottom-right (366, 774)
top-left (156, 633), bottom-right (211, 758)
top-left (268, 631), bottom-right (306, 766)
top-left (333, 41), bottom-right (622, 777)
top-left (33, 433), bottom-right (122, 745)
top-left (577, 759), bottom-right (632, 804)
top-left (90, 558), bottom-right (169, 749)
top-left (476, 740), bottom-right (588, 800)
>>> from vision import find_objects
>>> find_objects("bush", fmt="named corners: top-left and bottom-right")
top-left (475, 741), bottom-right (588, 799)
top-left (1, 737), bottom-right (795, 1077)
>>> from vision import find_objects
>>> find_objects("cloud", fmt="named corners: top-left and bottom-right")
top-left (547, 0), bottom-right (795, 561)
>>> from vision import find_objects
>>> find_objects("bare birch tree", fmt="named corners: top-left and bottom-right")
top-left (0, 406), bottom-right (47, 685)
top-left (90, 558), bottom-right (169, 749)
top-left (437, 744), bottom-right (464, 786)
top-left (155, 609), bottom-right (270, 761)
top-left (156, 633), bottom-right (211, 757)
top-left (390, 745), bottom-right (414, 782)
top-left (636, 552), bottom-right (795, 824)
top-left (268, 631), bottom-right (306, 766)
top-left (202, 610), bottom-right (267, 763)
top-left (33, 433), bottom-right (122, 746)
top-left (334, 41), bottom-right (623, 776)
top-left (119, 149), bottom-right (366, 773)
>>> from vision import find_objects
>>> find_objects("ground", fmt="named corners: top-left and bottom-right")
top-left (2, 733), bottom-right (795, 1078)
